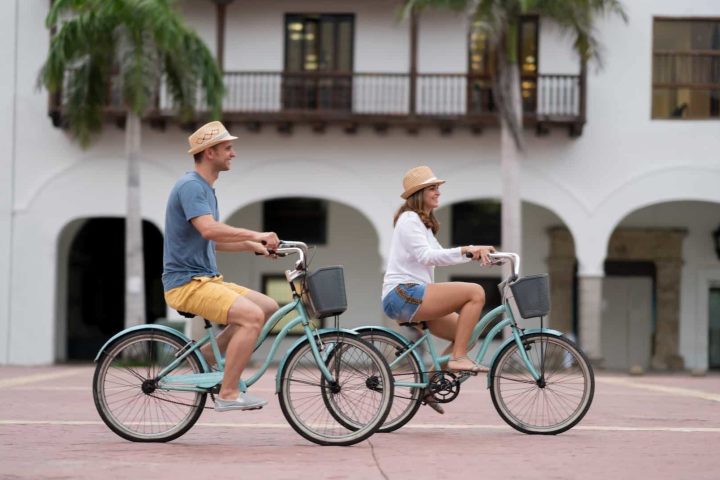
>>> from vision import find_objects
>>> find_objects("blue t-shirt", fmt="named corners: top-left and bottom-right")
top-left (162, 171), bottom-right (220, 291)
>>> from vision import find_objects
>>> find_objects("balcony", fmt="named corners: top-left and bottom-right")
top-left (49, 71), bottom-right (586, 136)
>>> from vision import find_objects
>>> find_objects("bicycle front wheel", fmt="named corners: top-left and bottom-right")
top-left (490, 333), bottom-right (594, 435)
top-left (356, 329), bottom-right (423, 433)
top-left (278, 332), bottom-right (394, 446)
top-left (93, 329), bottom-right (207, 442)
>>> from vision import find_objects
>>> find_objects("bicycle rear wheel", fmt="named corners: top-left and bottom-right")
top-left (356, 329), bottom-right (423, 433)
top-left (278, 331), bottom-right (393, 446)
top-left (490, 333), bottom-right (594, 434)
top-left (93, 329), bottom-right (207, 442)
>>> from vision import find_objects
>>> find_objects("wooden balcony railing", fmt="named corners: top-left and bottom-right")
top-left (51, 71), bottom-right (586, 135)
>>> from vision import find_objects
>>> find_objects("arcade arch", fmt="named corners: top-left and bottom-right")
top-left (55, 217), bottom-right (164, 361)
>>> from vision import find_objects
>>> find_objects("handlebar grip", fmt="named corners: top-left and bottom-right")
top-left (465, 252), bottom-right (474, 258)
top-left (255, 250), bottom-right (287, 257)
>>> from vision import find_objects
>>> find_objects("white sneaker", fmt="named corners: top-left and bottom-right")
top-left (214, 393), bottom-right (267, 412)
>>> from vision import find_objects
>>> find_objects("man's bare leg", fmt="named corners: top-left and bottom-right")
top-left (200, 291), bottom-right (278, 367)
top-left (217, 296), bottom-right (265, 401)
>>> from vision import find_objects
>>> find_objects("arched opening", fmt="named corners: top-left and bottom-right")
top-left (435, 199), bottom-right (577, 339)
top-left (606, 200), bottom-right (720, 371)
top-left (59, 218), bottom-right (165, 361)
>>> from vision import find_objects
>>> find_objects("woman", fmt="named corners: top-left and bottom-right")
top-left (382, 166), bottom-right (495, 373)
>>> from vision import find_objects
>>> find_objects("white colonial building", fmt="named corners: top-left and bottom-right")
top-left (0, 0), bottom-right (718, 372)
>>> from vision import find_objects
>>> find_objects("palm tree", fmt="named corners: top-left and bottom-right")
top-left (41, 0), bottom-right (224, 329)
top-left (402, 0), bottom-right (626, 259)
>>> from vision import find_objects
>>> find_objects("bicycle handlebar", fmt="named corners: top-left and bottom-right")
top-left (464, 251), bottom-right (521, 280)
top-left (273, 241), bottom-right (310, 269)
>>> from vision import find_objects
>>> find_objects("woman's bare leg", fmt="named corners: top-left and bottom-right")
top-left (414, 282), bottom-right (485, 370)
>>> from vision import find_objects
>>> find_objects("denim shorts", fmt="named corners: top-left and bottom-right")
top-left (382, 283), bottom-right (426, 323)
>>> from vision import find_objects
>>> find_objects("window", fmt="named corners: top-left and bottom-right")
top-left (451, 200), bottom-right (501, 247)
top-left (468, 16), bottom-right (538, 113)
top-left (284, 14), bottom-right (354, 111)
top-left (450, 276), bottom-right (502, 337)
top-left (652, 18), bottom-right (720, 119)
top-left (262, 275), bottom-right (322, 334)
top-left (263, 198), bottom-right (327, 245)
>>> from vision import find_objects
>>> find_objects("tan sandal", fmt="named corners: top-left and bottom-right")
top-left (447, 356), bottom-right (488, 373)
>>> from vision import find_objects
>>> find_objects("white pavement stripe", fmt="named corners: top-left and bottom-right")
top-left (10, 386), bottom-right (279, 392)
top-left (1, 420), bottom-right (719, 433)
top-left (597, 377), bottom-right (720, 403)
top-left (0, 369), bottom-right (86, 388)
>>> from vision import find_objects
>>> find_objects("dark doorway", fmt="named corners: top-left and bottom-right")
top-left (709, 287), bottom-right (720, 369)
top-left (65, 218), bottom-right (164, 360)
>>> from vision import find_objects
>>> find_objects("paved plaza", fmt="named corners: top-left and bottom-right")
top-left (1, 365), bottom-right (719, 479)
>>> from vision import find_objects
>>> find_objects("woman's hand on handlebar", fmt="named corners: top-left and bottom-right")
top-left (463, 245), bottom-right (496, 265)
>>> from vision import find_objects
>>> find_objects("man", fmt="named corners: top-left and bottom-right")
top-left (163, 121), bottom-right (280, 412)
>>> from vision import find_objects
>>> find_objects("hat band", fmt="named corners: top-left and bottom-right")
top-left (196, 130), bottom-right (230, 146)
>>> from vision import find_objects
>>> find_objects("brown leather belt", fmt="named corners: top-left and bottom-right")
top-left (395, 284), bottom-right (422, 305)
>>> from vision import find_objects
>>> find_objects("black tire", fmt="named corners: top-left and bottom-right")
top-left (489, 333), bottom-right (594, 435)
top-left (356, 329), bottom-right (423, 433)
top-left (278, 332), bottom-right (394, 446)
top-left (93, 329), bottom-right (207, 442)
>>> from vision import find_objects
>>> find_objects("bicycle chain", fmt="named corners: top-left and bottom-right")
top-left (146, 390), bottom-right (216, 410)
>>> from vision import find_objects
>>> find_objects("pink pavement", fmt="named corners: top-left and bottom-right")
top-left (1, 365), bottom-right (719, 479)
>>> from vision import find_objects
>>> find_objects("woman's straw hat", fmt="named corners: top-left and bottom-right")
top-left (187, 121), bottom-right (238, 155)
top-left (401, 166), bottom-right (446, 199)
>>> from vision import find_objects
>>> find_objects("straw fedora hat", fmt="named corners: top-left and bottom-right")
top-left (401, 166), bottom-right (446, 199)
top-left (187, 121), bottom-right (238, 155)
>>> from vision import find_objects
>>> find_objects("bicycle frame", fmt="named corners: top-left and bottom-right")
top-left (153, 296), bottom-right (340, 394)
top-left (99, 241), bottom-right (346, 396)
top-left (382, 264), bottom-right (544, 391)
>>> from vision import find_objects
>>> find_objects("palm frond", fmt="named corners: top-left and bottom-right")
top-left (41, 0), bottom-right (225, 146)
top-left (63, 53), bottom-right (113, 147)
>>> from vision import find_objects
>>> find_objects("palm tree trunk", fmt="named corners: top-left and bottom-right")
top-left (499, 64), bottom-right (523, 260)
top-left (494, 25), bottom-right (523, 262)
top-left (124, 111), bottom-right (146, 328)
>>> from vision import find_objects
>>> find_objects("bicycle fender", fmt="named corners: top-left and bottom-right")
top-left (93, 324), bottom-right (210, 372)
top-left (275, 328), bottom-right (361, 393)
top-left (353, 326), bottom-right (428, 382)
top-left (487, 328), bottom-right (565, 388)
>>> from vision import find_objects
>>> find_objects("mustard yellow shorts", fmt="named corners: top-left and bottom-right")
top-left (164, 275), bottom-right (249, 325)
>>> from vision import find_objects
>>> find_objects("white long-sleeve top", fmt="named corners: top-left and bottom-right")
top-left (382, 211), bottom-right (471, 299)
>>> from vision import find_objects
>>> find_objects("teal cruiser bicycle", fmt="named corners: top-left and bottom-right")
top-left (356, 252), bottom-right (594, 434)
top-left (92, 241), bottom-right (394, 446)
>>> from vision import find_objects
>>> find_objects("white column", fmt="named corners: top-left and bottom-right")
top-left (0, 0), bottom-right (18, 363)
top-left (578, 275), bottom-right (604, 365)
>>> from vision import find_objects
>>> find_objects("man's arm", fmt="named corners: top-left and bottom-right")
top-left (215, 240), bottom-right (267, 253)
top-left (191, 215), bottom-right (279, 248)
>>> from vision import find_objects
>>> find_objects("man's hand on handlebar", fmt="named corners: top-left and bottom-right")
top-left (257, 231), bottom-right (280, 250)
top-left (250, 241), bottom-right (277, 258)
top-left (463, 245), bottom-right (497, 265)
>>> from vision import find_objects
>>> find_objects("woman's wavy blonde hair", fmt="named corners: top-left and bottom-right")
top-left (393, 187), bottom-right (440, 234)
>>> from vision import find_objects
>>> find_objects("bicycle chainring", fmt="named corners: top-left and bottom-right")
top-left (427, 371), bottom-right (460, 403)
